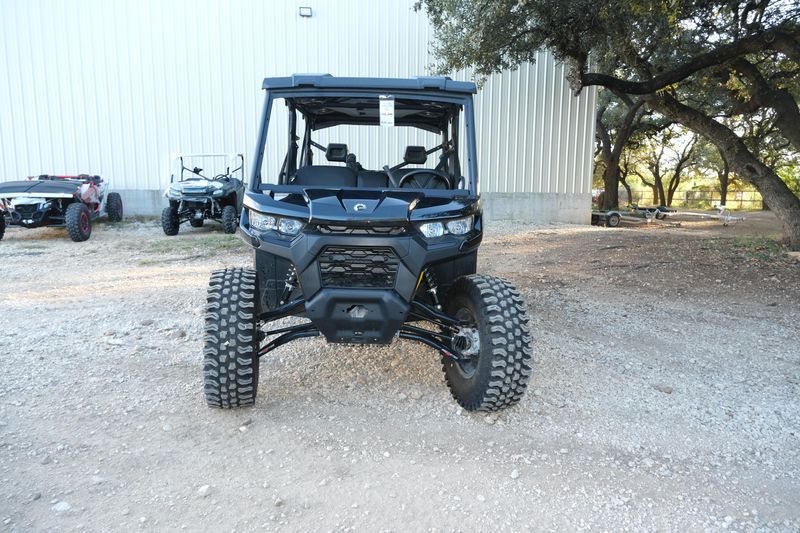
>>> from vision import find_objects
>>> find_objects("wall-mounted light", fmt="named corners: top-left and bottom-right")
top-left (299, 6), bottom-right (313, 17)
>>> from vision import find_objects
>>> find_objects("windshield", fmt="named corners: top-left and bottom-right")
top-left (171, 154), bottom-right (244, 183)
top-left (253, 91), bottom-right (477, 194)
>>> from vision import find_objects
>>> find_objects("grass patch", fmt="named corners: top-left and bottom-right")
top-left (123, 234), bottom-right (246, 255)
top-left (13, 242), bottom-right (49, 250)
top-left (732, 236), bottom-right (787, 260)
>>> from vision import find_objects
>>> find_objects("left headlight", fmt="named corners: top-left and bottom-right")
top-left (418, 215), bottom-right (473, 238)
top-left (248, 209), bottom-right (304, 236)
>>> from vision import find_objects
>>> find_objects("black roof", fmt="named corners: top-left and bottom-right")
top-left (296, 96), bottom-right (460, 132)
top-left (262, 74), bottom-right (477, 94)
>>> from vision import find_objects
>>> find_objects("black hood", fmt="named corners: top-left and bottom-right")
top-left (0, 180), bottom-right (80, 197)
top-left (245, 187), bottom-right (480, 225)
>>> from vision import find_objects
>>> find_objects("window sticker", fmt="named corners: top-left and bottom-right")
top-left (379, 95), bottom-right (395, 127)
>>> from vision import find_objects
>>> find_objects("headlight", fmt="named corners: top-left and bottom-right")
top-left (165, 185), bottom-right (180, 198)
top-left (248, 210), bottom-right (304, 236)
top-left (446, 216), bottom-right (473, 235)
top-left (210, 182), bottom-right (223, 189)
top-left (212, 189), bottom-right (224, 196)
top-left (418, 221), bottom-right (445, 238)
top-left (249, 211), bottom-right (277, 231)
top-left (418, 215), bottom-right (473, 238)
top-left (278, 218), bottom-right (303, 235)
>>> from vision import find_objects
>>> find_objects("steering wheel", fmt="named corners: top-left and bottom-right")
top-left (213, 173), bottom-right (230, 181)
top-left (398, 169), bottom-right (452, 190)
top-left (383, 165), bottom-right (400, 187)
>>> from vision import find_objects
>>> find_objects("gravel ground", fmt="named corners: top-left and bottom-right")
top-left (0, 213), bottom-right (798, 532)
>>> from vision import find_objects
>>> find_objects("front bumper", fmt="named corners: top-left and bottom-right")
top-left (7, 206), bottom-right (58, 228)
top-left (240, 209), bottom-right (482, 344)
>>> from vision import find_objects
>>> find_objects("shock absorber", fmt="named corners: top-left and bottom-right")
top-left (424, 268), bottom-right (442, 310)
top-left (278, 267), bottom-right (297, 305)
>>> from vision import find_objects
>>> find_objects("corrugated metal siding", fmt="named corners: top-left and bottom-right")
top-left (0, 0), bottom-right (596, 197)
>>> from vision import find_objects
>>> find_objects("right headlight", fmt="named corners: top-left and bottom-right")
top-left (418, 215), bottom-right (473, 238)
top-left (248, 209), bottom-right (304, 236)
top-left (445, 216), bottom-right (473, 235)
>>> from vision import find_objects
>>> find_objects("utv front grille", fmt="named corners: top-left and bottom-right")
top-left (318, 246), bottom-right (399, 288)
top-left (11, 204), bottom-right (46, 222)
top-left (316, 224), bottom-right (406, 236)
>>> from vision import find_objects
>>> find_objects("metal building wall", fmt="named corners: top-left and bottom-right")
top-left (0, 0), bottom-right (595, 222)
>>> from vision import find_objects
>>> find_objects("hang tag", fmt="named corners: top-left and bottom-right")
top-left (379, 95), bottom-right (395, 127)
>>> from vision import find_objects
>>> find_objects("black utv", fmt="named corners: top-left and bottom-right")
top-left (203, 75), bottom-right (533, 411)
top-left (161, 153), bottom-right (245, 235)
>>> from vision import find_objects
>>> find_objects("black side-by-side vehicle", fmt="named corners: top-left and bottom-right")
top-left (203, 75), bottom-right (533, 411)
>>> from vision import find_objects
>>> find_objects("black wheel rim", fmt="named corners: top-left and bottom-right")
top-left (453, 307), bottom-right (479, 378)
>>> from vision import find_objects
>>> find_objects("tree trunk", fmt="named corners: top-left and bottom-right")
top-left (602, 164), bottom-right (621, 209)
top-left (619, 174), bottom-right (633, 206)
top-left (719, 176), bottom-right (729, 206)
top-left (649, 93), bottom-right (800, 248)
top-left (655, 177), bottom-right (667, 206)
top-left (718, 158), bottom-right (730, 206)
top-left (596, 100), bottom-right (644, 209)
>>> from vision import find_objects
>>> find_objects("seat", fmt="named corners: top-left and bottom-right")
top-left (292, 165), bottom-right (357, 187)
top-left (393, 145), bottom-right (452, 189)
top-left (290, 142), bottom-right (358, 187)
top-left (395, 145), bottom-right (430, 181)
top-left (357, 170), bottom-right (389, 188)
top-left (346, 154), bottom-right (363, 173)
top-left (403, 146), bottom-right (427, 165)
top-left (325, 143), bottom-right (348, 162)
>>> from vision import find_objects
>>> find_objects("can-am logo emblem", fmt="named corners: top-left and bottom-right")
top-left (353, 203), bottom-right (367, 212)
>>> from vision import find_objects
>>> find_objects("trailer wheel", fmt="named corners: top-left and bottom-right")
top-left (65, 203), bottom-right (92, 242)
top-left (106, 192), bottom-right (124, 222)
top-left (606, 213), bottom-right (621, 228)
top-left (203, 268), bottom-right (260, 408)
top-left (161, 206), bottom-right (180, 236)
top-left (222, 205), bottom-right (238, 234)
top-left (441, 275), bottom-right (533, 411)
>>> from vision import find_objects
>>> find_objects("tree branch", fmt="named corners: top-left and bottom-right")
top-left (579, 28), bottom-right (800, 95)
top-left (732, 58), bottom-right (800, 152)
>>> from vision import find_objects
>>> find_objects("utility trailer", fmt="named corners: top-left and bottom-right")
top-left (590, 209), bottom-right (674, 227)
top-left (655, 205), bottom-right (745, 226)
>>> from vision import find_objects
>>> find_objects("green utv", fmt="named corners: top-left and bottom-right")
top-left (162, 153), bottom-right (245, 235)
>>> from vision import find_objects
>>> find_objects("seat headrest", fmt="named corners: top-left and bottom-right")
top-left (404, 146), bottom-right (427, 164)
top-left (326, 143), bottom-right (349, 162)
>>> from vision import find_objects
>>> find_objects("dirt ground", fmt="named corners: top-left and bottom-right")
top-left (1, 211), bottom-right (798, 532)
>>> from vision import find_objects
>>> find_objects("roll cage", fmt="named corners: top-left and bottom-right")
top-left (170, 153), bottom-right (245, 183)
top-left (248, 75), bottom-right (479, 195)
